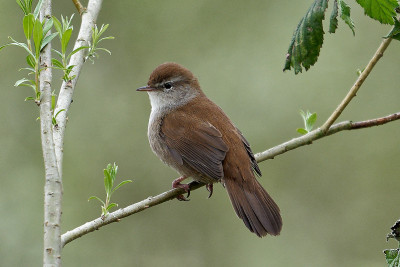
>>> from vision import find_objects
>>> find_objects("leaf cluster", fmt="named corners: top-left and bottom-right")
top-left (89, 163), bottom-right (132, 219)
top-left (1, 0), bottom-right (114, 126)
top-left (86, 24), bottom-right (114, 63)
top-left (284, 0), bottom-right (400, 74)
top-left (297, 110), bottom-right (317, 134)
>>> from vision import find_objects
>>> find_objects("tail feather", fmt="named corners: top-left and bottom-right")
top-left (224, 178), bottom-right (282, 237)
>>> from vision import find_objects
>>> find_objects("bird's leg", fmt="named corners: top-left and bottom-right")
top-left (206, 183), bottom-right (213, 198)
top-left (172, 176), bottom-right (190, 201)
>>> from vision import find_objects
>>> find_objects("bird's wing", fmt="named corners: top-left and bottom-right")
top-left (161, 111), bottom-right (229, 181)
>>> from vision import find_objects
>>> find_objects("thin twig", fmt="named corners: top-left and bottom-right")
top-left (256, 112), bottom-right (400, 163)
top-left (320, 36), bottom-right (393, 133)
top-left (61, 112), bottom-right (400, 247)
top-left (72, 0), bottom-right (86, 15)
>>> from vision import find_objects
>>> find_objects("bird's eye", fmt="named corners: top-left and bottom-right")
top-left (164, 82), bottom-right (172, 90)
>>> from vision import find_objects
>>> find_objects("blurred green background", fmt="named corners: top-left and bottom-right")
top-left (1, 0), bottom-right (399, 266)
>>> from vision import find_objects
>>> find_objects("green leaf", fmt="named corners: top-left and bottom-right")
top-left (97, 24), bottom-right (109, 37)
top-left (297, 128), bottom-right (308, 135)
top-left (52, 16), bottom-right (62, 37)
top-left (384, 249), bottom-right (400, 266)
top-left (106, 203), bottom-right (118, 211)
top-left (54, 109), bottom-right (65, 118)
top-left (329, 0), bottom-right (339, 33)
top-left (67, 45), bottom-right (89, 59)
top-left (42, 17), bottom-right (53, 36)
top-left (339, 0), bottom-right (355, 35)
top-left (14, 78), bottom-right (30, 87)
top-left (33, 18), bottom-right (43, 56)
top-left (61, 28), bottom-right (72, 55)
top-left (26, 54), bottom-right (36, 68)
top-left (283, 0), bottom-right (328, 74)
top-left (33, 0), bottom-right (43, 19)
top-left (356, 0), bottom-right (399, 25)
top-left (23, 14), bottom-right (34, 40)
top-left (306, 113), bottom-right (317, 129)
top-left (7, 37), bottom-right (35, 58)
top-left (16, 0), bottom-right (31, 15)
top-left (111, 180), bottom-right (133, 195)
top-left (41, 32), bottom-right (58, 50)
top-left (385, 18), bottom-right (400, 41)
top-left (299, 110), bottom-right (317, 132)
top-left (51, 58), bottom-right (64, 68)
top-left (96, 47), bottom-right (112, 55)
top-left (104, 169), bottom-right (112, 195)
top-left (52, 48), bottom-right (63, 58)
top-left (24, 96), bottom-right (35, 101)
top-left (88, 196), bottom-right (105, 206)
top-left (98, 36), bottom-right (115, 43)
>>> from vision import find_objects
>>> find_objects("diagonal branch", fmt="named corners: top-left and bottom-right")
top-left (320, 36), bottom-right (393, 133)
top-left (61, 112), bottom-right (400, 247)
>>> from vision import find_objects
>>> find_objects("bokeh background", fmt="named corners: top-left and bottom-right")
top-left (1, 0), bottom-right (399, 266)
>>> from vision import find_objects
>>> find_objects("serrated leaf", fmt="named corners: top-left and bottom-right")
top-left (384, 249), bottom-right (400, 266)
top-left (23, 14), bottom-right (34, 40)
top-left (329, 0), bottom-right (339, 33)
top-left (61, 28), bottom-right (72, 55)
top-left (356, 0), bottom-right (398, 25)
top-left (297, 128), bottom-right (308, 134)
top-left (283, 0), bottom-right (328, 74)
top-left (41, 32), bottom-right (58, 50)
top-left (26, 54), bottom-right (35, 68)
top-left (385, 18), bottom-right (400, 41)
top-left (339, 0), bottom-right (355, 35)
top-left (33, 18), bottom-right (43, 56)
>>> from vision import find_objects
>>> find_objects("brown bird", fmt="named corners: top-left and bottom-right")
top-left (137, 62), bottom-right (282, 237)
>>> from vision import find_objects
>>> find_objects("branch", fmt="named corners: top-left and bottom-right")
top-left (53, 0), bottom-right (103, 175)
top-left (61, 112), bottom-right (400, 247)
top-left (320, 36), bottom-right (393, 133)
top-left (39, 1), bottom-right (63, 265)
top-left (72, 0), bottom-right (86, 15)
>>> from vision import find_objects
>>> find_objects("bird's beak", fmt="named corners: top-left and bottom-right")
top-left (136, 85), bottom-right (155, 91)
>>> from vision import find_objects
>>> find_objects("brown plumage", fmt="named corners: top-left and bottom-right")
top-left (137, 62), bottom-right (282, 237)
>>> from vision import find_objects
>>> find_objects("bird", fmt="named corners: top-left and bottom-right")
top-left (137, 62), bottom-right (282, 237)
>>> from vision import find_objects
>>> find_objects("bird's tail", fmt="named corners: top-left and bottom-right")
top-left (224, 178), bottom-right (282, 237)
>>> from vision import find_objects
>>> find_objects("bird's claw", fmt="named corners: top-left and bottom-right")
top-left (172, 176), bottom-right (191, 201)
top-left (206, 183), bottom-right (213, 198)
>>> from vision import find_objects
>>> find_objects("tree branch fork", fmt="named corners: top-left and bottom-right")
top-left (61, 111), bottom-right (400, 247)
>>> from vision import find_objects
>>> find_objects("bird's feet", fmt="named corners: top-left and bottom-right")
top-left (172, 176), bottom-right (190, 201)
